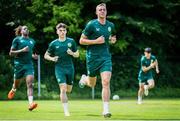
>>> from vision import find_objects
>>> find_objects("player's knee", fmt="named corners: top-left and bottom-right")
top-left (89, 82), bottom-right (96, 88)
top-left (60, 88), bottom-right (67, 93)
top-left (102, 79), bottom-right (110, 88)
top-left (139, 88), bottom-right (143, 92)
top-left (66, 88), bottom-right (72, 93)
top-left (66, 90), bottom-right (71, 93)
top-left (26, 82), bottom-right (33, 89)
top-left (150, 83), bottom-right (155, 88)
top-left (139, 85), bottom-right (144, 91)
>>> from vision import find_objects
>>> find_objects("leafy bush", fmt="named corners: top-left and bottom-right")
top-left (0, 54), bottom-right (13, 90)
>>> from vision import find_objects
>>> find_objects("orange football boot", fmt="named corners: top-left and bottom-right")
top-left (29, 102), bottom-right (38, 111)
top-left (8, 89), bottom-right (16, 99)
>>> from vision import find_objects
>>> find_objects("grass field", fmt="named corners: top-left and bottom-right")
top-left (0, 99), bottom-right (180, 120)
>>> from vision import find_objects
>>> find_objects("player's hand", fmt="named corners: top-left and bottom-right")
top-left (156, 68), bottom-right (160, 74)
top-left (150, 62), bottom-right (155, 68)
top-left (32, 53), bottom-right (38, 60)
top-left (21, 46), bottom-right (29, 52)
top-left (67, 48), bottom-right (74, 56)
top-left (95, 36), bottom-right (105, 44)
top-left (109, 35), bottom-right (117, 44)
top-left (52, 56), bottom-right (59, 62)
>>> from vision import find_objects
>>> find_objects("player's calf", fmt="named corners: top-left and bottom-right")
top-left (144, 85), bottom-right (149, 96)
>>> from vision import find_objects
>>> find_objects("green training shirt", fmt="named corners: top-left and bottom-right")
top-left (82, 19), bottom-right (116, 60)
top-left (47, 37), bottom-right (77, 67)
top-left (138, 55), bottom-right (156, 78)
top-left (11, 36), bottom-right (35, 65)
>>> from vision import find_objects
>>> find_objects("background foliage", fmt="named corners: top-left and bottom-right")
top-left (0, 0), bottom-right (179, 99)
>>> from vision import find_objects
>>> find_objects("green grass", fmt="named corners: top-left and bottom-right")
top-left (0, 99), bottom-right (180, 120)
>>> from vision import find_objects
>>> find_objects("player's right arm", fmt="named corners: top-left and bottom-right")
top-left (44, 51), bottom-right (58, 62)
top-left (9, 37), bottom-right (29, 56)
top-left (142, 65), bottom-right (154, 72)
top-left (9, 46), bottom-right (29, 56)
top-left (44, 41), bottom-right (58, 62)
top-left (142, 62), bottom-right (156, 72)
top-left (141, 56), bottom-right (156, 72)
top-left (79, 34), bottom-right (105, 45)
top-left (80, 20), bottom-right (105, 45)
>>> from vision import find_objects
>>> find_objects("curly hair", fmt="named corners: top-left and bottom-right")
top-left (15, 25), bottom-right (22, 36)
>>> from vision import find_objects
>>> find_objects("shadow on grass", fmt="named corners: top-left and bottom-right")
top-left (86, 114), bottom-right (100, 117)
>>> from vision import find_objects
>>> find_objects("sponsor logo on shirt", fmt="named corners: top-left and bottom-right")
top-left (96, 28), bottom-right (100, 31)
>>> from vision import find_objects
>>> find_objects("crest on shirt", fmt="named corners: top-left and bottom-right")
top-left (108, 27), bottom-right (111, 32)
top-left (56, 46), bottom-right (59, 49)
top-left (67, 43), bottom-right (72, 48)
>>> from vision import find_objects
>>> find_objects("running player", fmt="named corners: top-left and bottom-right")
top-left (44, 23), bottom-right (79, 116)
top-left (8, 25), bottom-right (38, 111)
top-left (78, 3), bottom-right (116, 118)
top-left (137, 47), bottom-right (160, 104)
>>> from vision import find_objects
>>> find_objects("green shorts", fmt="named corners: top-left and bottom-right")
top-left (87, 58), bottom-right (112, 77)
top-left (138, 74), bottom-right (153, 84)
top-left (55, 65), bottom-right (74, 85)
top-left (14, 64), bottom-right (34, 79)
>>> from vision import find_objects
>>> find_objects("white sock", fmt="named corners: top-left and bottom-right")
top-left (62, 103), bottom-right (69, 114)
top-left (103, 102), bottom-right (109, 114)
top-left (81, 75), bottom-right (86, 84)
top-left (138, 96), bottom-right (142, 101)
top-left (12, 88), bottom-right (16, 92)
top-left (28, 96), bottom-right (33, 104)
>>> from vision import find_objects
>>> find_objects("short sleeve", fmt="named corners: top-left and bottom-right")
top-left (82, 21), bottom-right (93, 37)
top-left (141, 56), bottom-right (146, 66)
top-left (111, 23), bottom-right (116, 36)
top-left (47, 42), bottom-right (54, 55)
top-left (11, 37), bottom-right (19, 49)
top-left (30, 38), bottom-right (36, 51)
top-left (151, 55), bottom-right (156, 62)
top-left (71, 39), bottom-right (78, 52)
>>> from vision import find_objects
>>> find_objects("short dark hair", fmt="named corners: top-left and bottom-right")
top-left (144, 47), bottom-right (152, 53)
top-left (56, 23), bottom-right (67, 30)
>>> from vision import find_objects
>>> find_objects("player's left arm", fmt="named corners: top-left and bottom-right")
top-left (67, 40), bottom-right (79, 58)
top-left (67, 49), bottom-right (79, 58)
top-left (109, 35), bottom-right (117, 44)
top-left (32, 53), bottom-right (38, 60)
top-left (32, 40), bottom-right (38, 60)
top-left (109, 23), bottom-right (117, 44)
top-left (155, 59), bottom-right (160, 74)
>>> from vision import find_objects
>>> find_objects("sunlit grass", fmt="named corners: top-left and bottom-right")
top-left (0, 99), bottom-right (180, 120)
